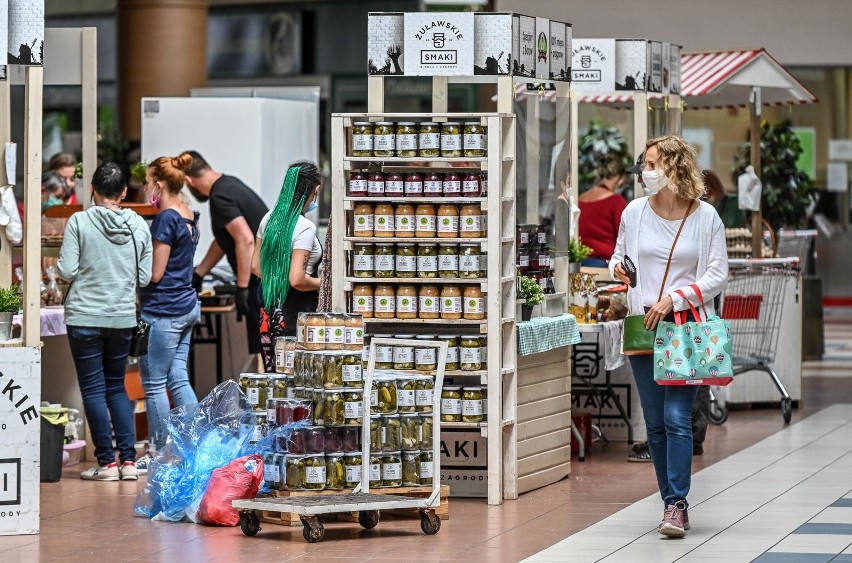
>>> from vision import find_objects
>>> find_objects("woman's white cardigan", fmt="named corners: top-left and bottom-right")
top-left (608, 197), bottom-right (728, 317)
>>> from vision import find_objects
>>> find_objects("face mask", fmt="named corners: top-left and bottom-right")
top-left (148, 191), bottom-right (162, 209)
top-left (305, 200), bottom-right (318, 213)
top-left (641, 170), bottom-right (669, 195)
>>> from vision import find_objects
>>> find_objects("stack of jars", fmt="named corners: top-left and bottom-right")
top-left (350, 120), bottom-right (487, 158)
top-left (363, 334), bottom-right (485, 373)
top-left (239, 372), bottom-right (297, 411)
top-left (352, 241), bottom-right (486, 279)
top-left (352, 201), bottom-right (485, 239)
top-left (348, 171), bottom-right (485, 198)
top-left (351, 284), bottom-right (485, 321)
top-left (516, 223), bottom-right (556, 294)
top-left (440, 386), bottom-right (487, 423)
top-left (295, 312), bottom-right (364, 352)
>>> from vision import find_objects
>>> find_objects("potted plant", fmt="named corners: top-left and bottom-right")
top-left (0, 284), bottom-right (23, 341)
top-left (578, 118), bottom-right (633, 193)
top-left (518, 276), bottom-right (545, 321)
top-left (568, 237), bottom-right (593, 272)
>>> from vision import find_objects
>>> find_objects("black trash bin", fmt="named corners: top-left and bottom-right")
top-left (40, 417), bottom-right (65, 482)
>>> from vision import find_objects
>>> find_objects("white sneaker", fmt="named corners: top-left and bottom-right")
top-left (120, 461), bottom-right (138, 481)
top-left (80, 462), bottom-right (120, 481)
top-left (135, 452), bottom-right (154, 475)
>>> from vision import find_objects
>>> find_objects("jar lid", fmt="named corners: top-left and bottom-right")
top-left (438, 334), bottom-right (458, 339)
top-left (464, 121), bottom-right (482, 125)
top-left (353, 121), bottom-right (372, 126)
top-left (400, 412), bottom-right (421, 418)
top-left (324, 387), bottom-right (346, 393)
top-left (397, 121), bottom-right (416, 125)
top-left (383, 450), bottom-right (402, 455)
top-left (443, 121), bottom-right (460, 126)
top-left (402, 448), bottom-right (422, 454)
top-left (240, 373), bottom-right (268, 380)
top-left (376, 121), bottom-right (394, 125)
top-left (395, 334), bottom-right (415, 338)
top-left (460, 242), bottom-right (480, 247)
top-left (418, 242), bottom-right (436, 246)
top-left (375, 243), bottom-right (395, 247)
top-left (420, 121), bottom-right (438, 126)
top-left (285, 453), bottom-right (307, 459)
top-left (415, 334), bottom-right (434, 339)
top-left (463, 386), bottom-right (483, 391)
top-left (443, 385), bottom-right (462, 390)
top-left (306, 425), bottom-right (326, 431)
top-left (327, 451), bottom-right (344, 456)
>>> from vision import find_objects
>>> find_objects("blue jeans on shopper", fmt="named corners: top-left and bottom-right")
top-left (67, 325), bottom-right (137, 467)
top-left (629, 354), bottom-right (699, 508)
top-left (139, 301), bottom-right (200, 452)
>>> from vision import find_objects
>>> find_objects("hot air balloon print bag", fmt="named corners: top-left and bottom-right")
top-left (653, 284), bottom-right (733, 386)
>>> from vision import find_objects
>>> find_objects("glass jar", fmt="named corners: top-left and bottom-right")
top-left (326, 315), bottom-right (346, 351)
top-left (341, 352), bottom-right (363, 387)
top-left (293, 398), bottom-right (313, 423)
top-left (395, 286), bottom-right (418, 319)
top-left (462, 172), bottom-right (482, 197)
top-left (395, 122), bottom-right (418, 157)
top-left (240, 410), bottom-right (267, 444)
top-left (399, 412), bottom-right (422, 450)
top-left (367, 172), bottom-right (385, 197)
top-left (439, 334), bottom-right (460, 371)
top-left (348, 171), bottom-right (368, 196)
top-left (385, 172), bottom-right (404, 197)
top-left (517, 243), bottom-right (530, 273)
top-left (404, 172), bottom-right (423, 196)
top-left (441, 286), bottom-right (463, 320)
top-left (437, 204), bottom-right (459, 238)
top-left (396, 375), bottom-right (417, 413)
top-left (302, 426), bottom-right (327, 454)
top-left (324, 388), bottom-right (346, 426)
top-left (304, 313), bottom-right (327, 349)
top-left (351, 122), bottom-right (373, 157)
top-left (419, 450), bottom-right (434, 485)
top-left (402, 450), bottom-right (421, 486)
top-left (535, 224), bottom-right (548, 245)
top-left (291, 453), bottom-right (326, 490)
top-left (325, 426), bottom-right (344, 453)
top-left (418, 122), bottom-right (441, 157)
top-left (462, 387), bottom-right (485, 423)
top-left (463, 285), bottom-right (486, 320)
top-left (375, 378), bottom-right (398, 413)
top-left (437, 243), bottom-right (459, 278)
top-left (370, 453), bottom-right (383, 489)
top-left (441, 386), bottom-right (463, 422)
top-left (414, 335), bottom-right (437, 371)
top-left (460, 336), bottom-right (482, 371)
top-left (240, 374), bottom-right (269, 409)
top-left (269, 372), bottom-right (291, 399)
top-left (381, 451), bottom-right (403, 487)
top-left (418, 285), bottom-right (440, 320)
top-left (308, 354), bottom-right (325, 388)
top-left (415, 204), bottom-right (437, 238)
top-left (459, 204), bottom-right (483, 238)
top-left (373, 203), bottom-right (395, 237)
top-left (479, 335), bottom-right (489, 368)
top-left (351, 284), bottom-right (373, 318)
top-left (442, 172), bottom-right (462, 197)
top-left (373, 121), bottom-right (395, 156)
top-left (417, 243), bottom-right (438, 278)
top-left (373, 285), bottom-right (396, 319)
top-left (341, 426), bottom-right (361, 453)
top-left (352, 203), bottom-right (374, 237)
top-left (374, 243), bottom-right (395, 277)
top-left (441, 122), bottom-right (462, 157)
top-left (463, 121), bottom-right (487, 157)
top-left (374, 335), bottom-right (394, 369)
top-left (343, 389), bottom-right (364, 426)
top-left (394, 203), bottom-right (415, 239)
top-left (310, 388), bottom-right (325, 426)
top-left (423, 172), bottom-right (443, 197)
top-left (458, 243), bottom-right (480, 279)
top-left (263, 452), bottom-right (282, 490)
top-left (275, 337), bottom-right (296, 375)
top-left (369, 415), bottom-right (382, 453)
top-left (284, 454), bottom-right (307, 489)
top-left (415, 377), bottom-right (435, 413)
top-left (296, 313), bottom-right (308, 349)
top-left (381, 413), bottom-right (402, 452)
top-left (395, 243), bottom-right (416, 278)
top-left (392, 335), bottom-right (415, 369)
top-left (343, 454), bottom-right (363, 489)
top-left (517, 225), bottom-right (530, 247)
top-left (420, 416), bottom-right (434, 449)
top-left (326, 451), bottom-right (345, 490)
top-left (344, 315), bottom-right (364, 352)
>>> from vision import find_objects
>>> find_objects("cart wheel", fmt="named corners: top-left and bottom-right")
top-left (301, 517), bottom-right (325, 543)
top-left (420, 511), bottom-right (441, 535)
top-left (709, 402), bottom-right (728, 426)
top-left (781, 398), bottom-right (793, 424)
top-left (359, 510), bottom-right (380, 529)
top-left (239, 511), bottom-right (260, 537)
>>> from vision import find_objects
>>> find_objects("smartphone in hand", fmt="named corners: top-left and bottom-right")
top-left (623, 255), bottom-right (637, 288)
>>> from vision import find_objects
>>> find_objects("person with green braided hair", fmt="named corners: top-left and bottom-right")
top-left (251, 161), bottom-right (323, 371)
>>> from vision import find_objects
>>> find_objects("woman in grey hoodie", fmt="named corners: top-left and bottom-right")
top-left (57, 163), bottom-right (153, 481)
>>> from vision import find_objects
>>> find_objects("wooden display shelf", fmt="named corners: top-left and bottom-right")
top-left (343, 156), bottom-right (486, 164)
top-left (344, 277), bottom-right (486, 285)
top-left (343, 197), bottom-right (486, 204)
top-left (344, 236), bottom-right (487, 244)
top-left (257, 484), bottom-right (450, 527)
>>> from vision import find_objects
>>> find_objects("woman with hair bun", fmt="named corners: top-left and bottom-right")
top-left (135, 153), bottom-right (201, 473)
top-left (578, 154), bottom-right (628, 267)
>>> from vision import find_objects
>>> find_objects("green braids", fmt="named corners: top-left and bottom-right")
top-left (260, 166), bottom-right (308, 308)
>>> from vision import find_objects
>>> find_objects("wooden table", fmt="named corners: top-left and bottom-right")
top-left (190, 303), bottom-right (237, 386)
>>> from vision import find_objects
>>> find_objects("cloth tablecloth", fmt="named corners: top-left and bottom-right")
top-left (12, 306), bottom-right (67, 337)
top-left (517, 314), bottom-right (581, 356)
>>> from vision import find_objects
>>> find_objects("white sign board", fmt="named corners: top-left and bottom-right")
top-left (440, 429), bottom-right (486, 497)
top-left (0, 347), bottom-right (41, 535)
top-left (571, 38), bottom-right (616, 92)
top-left (473, 12), bottom-right (512, 75)
top-left (7, 0), bottom-right (44, 66)
top-left (828, 139), bottom-right (852, 162)
top-left (827, 162), bottom-right (848, 193)
top-left (403, 12), bottom-right (474, 76)
top-left (615, 39), bottom-right (648, 91)
top-left (647, 41), bottom-right (663, 93)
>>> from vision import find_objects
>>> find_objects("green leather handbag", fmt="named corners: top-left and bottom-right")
top-left (623, 315), bottom-right (655, 355)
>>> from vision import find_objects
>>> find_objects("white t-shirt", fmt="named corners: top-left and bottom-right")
top-left (257, 213), bottom-right (322, 277)
top-left (637, 205), bottom-right (700, 309)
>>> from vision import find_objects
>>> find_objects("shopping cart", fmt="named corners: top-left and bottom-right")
top-left (709, 258), bottom-right (800, 425)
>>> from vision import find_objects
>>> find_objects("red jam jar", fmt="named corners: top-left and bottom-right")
top-left (304, 426), bottom-right (326, 454)
top-left (293, 399), bottom-right (313, 423)
top-left (348, 171), bottom-right (368, 196)
top-left (341, 426), bottom-right (362, 453)
top-left (404, 173), bottom-right (423, 196)
top-left (367, 172), bottom-right (385, 197)
top-left (517, 244), bottom-right (530, 273)
top-left (423, 172), bottom-right (443, 197)
top-left (385, 172), bottom-right (404, 196)
top-left (324, 427), bottom-right (344, 453)
top-left (462, 172), bottom-right (481, 197)
top-left (442, 172), bottom-right (462, 197)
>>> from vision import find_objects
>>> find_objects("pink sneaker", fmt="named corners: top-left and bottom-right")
top-left (659, 501), bottom-right (690, 537)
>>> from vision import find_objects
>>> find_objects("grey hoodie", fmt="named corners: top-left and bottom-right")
top-left (57, 206), bottom-right (153, 329)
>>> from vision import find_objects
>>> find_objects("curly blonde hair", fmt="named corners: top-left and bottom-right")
top-left (645, 135), bottom-right (705, 200)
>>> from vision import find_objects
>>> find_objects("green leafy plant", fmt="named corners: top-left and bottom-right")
top-left (518, 276), bottom-right (545, 307)
top-left (130, 161), bottom-right (148, 185)
top-left (568, 237), bottom-right (593, 263)
top-left (0, 284), bottom-right (23, 313)
top-left (733, 119), bottom-right (816, 230)
top-left (578, 119), bottom-right (633, 192)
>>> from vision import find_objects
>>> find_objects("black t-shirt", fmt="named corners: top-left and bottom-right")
top-left (209, 174), bottom-right (269, 277)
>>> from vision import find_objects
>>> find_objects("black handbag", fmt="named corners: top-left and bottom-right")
top-left (125, 220), bottom-right (151, 357)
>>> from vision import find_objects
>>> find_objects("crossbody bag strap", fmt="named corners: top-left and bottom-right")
top-left (119, 215), bottom-right (142, 292)
top-left (656, 199), bottom-right (694, 303)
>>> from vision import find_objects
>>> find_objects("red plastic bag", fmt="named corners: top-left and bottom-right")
top-left (198, 454), bottom-right (264, 526)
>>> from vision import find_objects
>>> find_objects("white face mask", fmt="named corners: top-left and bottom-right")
top-left (641, 170), bottom-right (670, 195)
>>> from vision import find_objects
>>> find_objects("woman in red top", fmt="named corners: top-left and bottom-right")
top-left (578, 155), bottom-right (628, 267)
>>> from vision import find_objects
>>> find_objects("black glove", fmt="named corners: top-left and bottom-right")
top-left (236, 286), bottom-right (251, 317)
top-left (191, 271), bottom-right (203, 294)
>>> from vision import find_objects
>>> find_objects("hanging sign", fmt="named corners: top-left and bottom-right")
top-left (667, 43), bottom-right (682, 95)
top-left (403, 12), bottom-right (474, 76)
top-left (473, 13), bottom-right (512, 76)
top-left (615, 39), bottom-right (648, 91)
top-left (367, 12), bottom-right (405, 75)
top-left (647, 41), bottom-right (663, 93)
top-left (571, 38), bottom-right (616, 92)
top-left (7, 0), bottom-right (44, 66)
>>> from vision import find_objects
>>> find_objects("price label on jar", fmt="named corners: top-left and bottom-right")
top-left (375, 254), bottom-right (395, 274)
top-left (286, 350), bottom-right (295, 369)
top-left (371, 388), bottom-right (379, 407)
top-left (437, 216), bottom-right (459, 234)
top-left (464, 133), bottom-right (486, 150)
top-left (417, 214), bottom-right (437, 231)
top-left (275, 350), bottom-right (285, 370)
top-left (374, 296), bottom-right (395, 315)
top-left (438, 253), bottom-right (458, 271)
top-left (416, 347), bottom-right (436, 365)
top-left (419, 461), bottom-right (434, 479)
top-left (396, 254), bottom-right (416, 272)
top-left (446, 345), bottom-right (459, 364)
top-left (463, 178), bottom-right (480, 195)
top-left (327, 326), bottom-right (345, 346)
top-left (354, 253), bottom-right (374, 271)
top-left (460, 215), bottom-right (482, 233)
top-left (249, 424), bottom-right (264, 443)
top-left (370, 462), bottom-right (381, 482)
top-left (353, 214), bottom-right (374, 234)
top-left (395, 215), bottom-right (415, 233)
top-left (368, 179), bottom-right (385, 196)
top-left (374, 134), bottom-right (395, 153)
top-left (386, 178), bottom-right (404, 195)
top-left (459, 254), bottom-right (480, 273)
top-left (376, 345), bottom-right (393, 363)
top-left (419, 295), bottom-right (439, 314)
top-left (305, 464), bottom-right (327, 485)
top-left (397, 388), bottom-right (415, 407)
top-left (350, 177), bottom-right (368, 194)
top-left (464, 297), bottom-right (485, 315)
top-left (342, 364), bottom-right (362, 382)
top-left (344, 327), bottom-right (363, 347)
top-left (463, 398), bottom-right (484, 416)
top-left (344, 400), bottom-right (363, 419)
top-left (417, 255), bottom-right (437, 272)
top-left (396, 295), bottom-right (417, 314)
top-left (393, 346), bottom-right (414, 363)
top-left (346, 464), bottom-right (362, 483)
top-left (441, 134), bottom-right (462, 151)
top-left (443, 180), bottom-right (461, 196)
top-left (442, 296), bottom-right (462, 314)
top-left (353, 295), bottom-right (373, 314)
top-left (353, 134), bottom-right (372, 152)
top-left (416, 388), bottom-right (433, 407)
top-left (307, 326), bottom-right (326, 345)
top-left (374, 214), bottom-right (395, 233)
top-left (266, 407), bottom-right (277, 425)
top-left (441, 397), bottom-right (462, 414)
top-left (397, 134), bottom-right (417, 152)
top-left (405, 179), bottom-right (423, 195)
top-left (382, 461), bottom-right (402, 480)
top-left (264, 462), bottom-right (280, 483)
top-left (461, 345), bottom-right (481, 364)
top-left (420, 132), bottom-right (440, 150)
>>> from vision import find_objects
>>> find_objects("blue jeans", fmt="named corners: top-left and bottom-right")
top-left (67, 325), bottom-right (137, 466)
top-left (581, 257), bottom-right (609, 268)
top-left (629, 354), bottom-right (699, 507)
top-left (139, 301), bottom-right (200, 451)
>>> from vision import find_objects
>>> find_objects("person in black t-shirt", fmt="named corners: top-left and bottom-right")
top-left (177, 151), bottom-right (269, 354)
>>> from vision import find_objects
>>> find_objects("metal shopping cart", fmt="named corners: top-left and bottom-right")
top-left (709, 258), bottom-right (800, 425)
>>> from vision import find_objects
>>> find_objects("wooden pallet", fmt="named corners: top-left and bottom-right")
top-left (257, 485), bottom-right (450, 527)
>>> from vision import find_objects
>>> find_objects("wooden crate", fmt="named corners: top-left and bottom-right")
top-left (257, 485), bottom-right (450, 527)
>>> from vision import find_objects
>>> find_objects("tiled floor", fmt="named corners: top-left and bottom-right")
top-left (1, 316), bottom-right (850, 562)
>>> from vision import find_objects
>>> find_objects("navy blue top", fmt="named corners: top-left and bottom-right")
top-left (141, 209), bottom-right (200, 316)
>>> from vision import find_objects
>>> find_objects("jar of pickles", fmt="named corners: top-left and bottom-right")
top-left (423, 173), bottom-right (443, 197)
top-left (441, 286), bottom-right (463, 320)
top-left (240, 374), bottom-right (269, 410)
top-left (275, 337), bottom-right (296, 375)
top-left (462, 386), bottom-right (485, 423)
top-left (385, 172), bottom-right (404, 197)
top-left (460, 336), bottom-right (482, 371)
top-left (324, 388), bottom-right (346, 426)
top-left (418, 122), bottom-right (441, 157)
top-left (395, 122), bottom-right (417, 156)
top-left (462, 172), bottom-right (481, 197)
top-left (440, 386), bottom-right (463, 422)
top-left (419, 450), bottom-right (434, 485)
top-left (352, 285), bottom-right (373, 318)
top-left (374, 335), bottom-right (394, 369)
top-left (269, 373), bottom-right (291, 398)
top-left (352, 243), bottom-right (374, 278)
top-left (396, 376), bottom-right (417, 412)
top-left (286, 453), bottom-right (326, 490)
top-left (395, 243), bottom-right (416, 277)
top-left (395, 204), bottom-right (415, 238)
top-left (343, 454), bottom-right (363, 488)
top-left (441, 122), bottom-right (462, 157)
top-left (368, 172), bottom-right (385, 197)
top-left (326, 451), bottom-right (345, 490)
top-left (399, 412), bottom-right (422, 450)
top-left (341, 353), bottom-right (363, 387)
top-left (415, 203), bottom-right (437, 237)
top-left (437, 204), bottom-right (459, 238)
top-left (463, 121), bottom-right (487, 157)
top-left (480, 336), bottom-right (488, 369)
top-left (310, 388), bottom-right (325, 426)
top-left (415, 377), bottom-right (435, 413)
top-left (458, 243), bottom-right (480, 278)
top-left (463, 285), bottom-right (486, 320)
top-left (414, 335), bottom-right (437, 371)
top-left (418, 285), bottom-right (440, 320)
top-left (370, 453), bottom-right (383, 488)
top-left (459, 204), bottom-right (483, 238)
top-left (402, 450), bottom-right (420, 486)
top-left (381, 451), bottom-right (402, 487)
top-left (373, 203), bottom-right (395, 237)
top-left (349, 171), bottom-right (368, 196)
top-left (343, 389), bottom-right (364, 425)
top-left (381, 413), bottom-right (402, 452)
top-left (437, 243), bottom-right (458, 278)
top-left (417, 243), bottom-right (438, 277)
top-left (351, 122), bottom-right (373, 157)
top-left (369, 415), bottom-right (382, 452)
top-left (442, 172), bottom-right (461, 197)
top-left (420, 417), bottom-right (434, 449)
top-left (439, 335), bottom-right (460, 371)
top-left (374, 244), bottom-right (395, 278)
top-left (373, 122), bottom-right (395, 156)
top-left (375, 377), bottom-right (398, 413)
top-left (392, 336), bottom-right (415, 369)
top-left (353, 203), bottom-right (374, 237)
top-left (404, 172), bottom-right (423, 196)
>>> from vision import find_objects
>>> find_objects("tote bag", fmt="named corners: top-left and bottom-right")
top-left (653, 284), bottom-right (733, 386)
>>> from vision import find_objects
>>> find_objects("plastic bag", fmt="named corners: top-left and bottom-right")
top-left (44, 266), bottom-right (63, 306)
top-left (738, 165), bottom-right (762, 211)
top-left (197, 455), bottom-right (264, 526)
